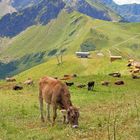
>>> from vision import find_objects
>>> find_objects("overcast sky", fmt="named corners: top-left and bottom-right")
top-left (113, 0), bottom-right (140, 5)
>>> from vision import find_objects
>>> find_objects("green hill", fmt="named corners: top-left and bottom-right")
top-left (0, 10), bottom-right (140, 78)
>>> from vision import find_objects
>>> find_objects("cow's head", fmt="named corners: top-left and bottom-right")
top-left (67, 106), bottom-right (80, 128)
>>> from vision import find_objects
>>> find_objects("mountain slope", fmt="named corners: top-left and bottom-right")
top-left (98, 0), bottom-right (140, 22)
top-left (0, 10), bottom-right (140, 78)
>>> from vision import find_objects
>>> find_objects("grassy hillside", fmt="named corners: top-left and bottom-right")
top-left (0, 73), bottom-right (140, 140)
top-left (2, 11), bottom-right (140, 59)
top-left (0, 10), bottom-right (140, 79)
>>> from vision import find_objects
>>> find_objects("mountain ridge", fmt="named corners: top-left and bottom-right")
top-left (0, 0), bottom-right (121, 37)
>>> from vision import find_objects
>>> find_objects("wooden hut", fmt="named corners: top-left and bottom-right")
top-left (76, 52), bottom-right (90, 58)
top-left (110, 55), bottom-right (122, 62)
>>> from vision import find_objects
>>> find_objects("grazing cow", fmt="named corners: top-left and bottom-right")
top-left (132, 74), bottom-right (140, 79)
top-left (72, 74), bottom-right (77, 78)
top-left (131, 68), bottom-right (140, 74)
top-left (64, 74), bottom-right (77, 78)
top-left (87, 81), bottom-right (95, 91)
top-left (24, 78), bottom-right (34, 86)
top-left (65, 82), bottom-right (74, 87)
top-left (60, 77), bottom-right (72, 80)
top-left (127, 63), bottom-right (132, 67)
top-left (114, 80), bottom-right (124, 85)
top-left (101, 81), bottom-right (110, 86)
top-left (128, 60), bottom-right (140, 69)
top-left (13, 85), bottom-right (23, 90)
top-left (39, 76), bottom-right (80, 128)
top-left (109, 72), bottom-right (121, 78)
top-left (77, 84), bottom-right (86, 88)
top-left (6, 77), bottom-right (16, 82)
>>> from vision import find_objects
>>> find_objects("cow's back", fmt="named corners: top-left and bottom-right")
top-left (39, 76), bottom-right (71, 107)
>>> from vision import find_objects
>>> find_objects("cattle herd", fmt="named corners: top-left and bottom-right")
top-left (1, 59), bottom-right (140, 128)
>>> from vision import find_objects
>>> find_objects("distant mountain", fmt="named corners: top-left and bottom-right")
top-left (0, 0), bottom-right (121, 37)
top-left (0, 0), bottom-right (65, 37)
top-left (98, 0), bottom-right (140, 22)
top-left (65, 0), bottom-right (121, 21)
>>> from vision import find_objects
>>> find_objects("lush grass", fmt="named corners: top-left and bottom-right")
top-left (0, 74), bottom-right (140, 140)
top-left (13, 54), bottom-right (130, 82)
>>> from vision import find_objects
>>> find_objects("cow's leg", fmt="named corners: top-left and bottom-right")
top-left (39, 96), bottom-right (45, 122)
top-left (52, 105), bottom-right (57, 126)
top-left (47, 103), bottom-right (50, 121)
top-left (63, 115), bottom-right (66, 124)
top-left (91, 86), bottom-right (93, 91)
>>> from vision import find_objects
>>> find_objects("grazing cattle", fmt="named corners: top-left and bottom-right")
top-left (24, 78), bottom-right (34, 86)
top-left (64, 74), bottom-right (77, 78)
top-left (114, 80), bottom-right (124, 85)
top-left (127, 63), bottom-right (132, 67)
top-left (13, 85), bottom-right (23, 90)
top-left (77, 84), bottom-right (86, 88)
top-left (101, 81), bottom-right (110, 86)
top-left (72, 74), bottom-right (77, 78)
top-left (39, 76), bottom-right (79, 128)
top-left (131, 68), bottom-right (140, 74)
top-left (65, 82), bottom-right (74, 87)
top-left (128, 60), bottom-right (140, 69)
top-left (87, 81), bottom-right (95, 91)
top-left (6, 77), bottom-right (16, 82)
top-left (132, 74), bottom-right (140, 79)
top-left (109, 72), bottom-right (121, 78)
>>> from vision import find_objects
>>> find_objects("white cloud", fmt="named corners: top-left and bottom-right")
top-left (113, 0), bottom-right (140, 5)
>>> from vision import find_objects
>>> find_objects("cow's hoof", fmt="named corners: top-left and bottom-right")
top-left (72, 125), bottom-right (78, 128)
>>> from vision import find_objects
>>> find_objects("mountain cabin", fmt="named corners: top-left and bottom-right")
top-left (76, 52), bottom-right (90, 58)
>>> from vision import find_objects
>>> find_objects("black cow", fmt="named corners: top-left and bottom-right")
top-left (132, 74), bottom-right (140, 79)
top-left (13, 85), bottom-right (23, 90)
top-left (87, 81), bottom-right (95, 91)
top-left (65, 82), bottom-right (74, 87)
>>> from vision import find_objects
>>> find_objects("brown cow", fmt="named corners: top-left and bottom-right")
top-left (114, 80), bottom-right (124, 85)
top-left (101, 81), bottom-right (110, 86)
top-left (39, 76), bottom-right (79, 128)
top-left (6, 77), bottom-right (16, 82)
top-left (24, 78), bottom-right (34, 86)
